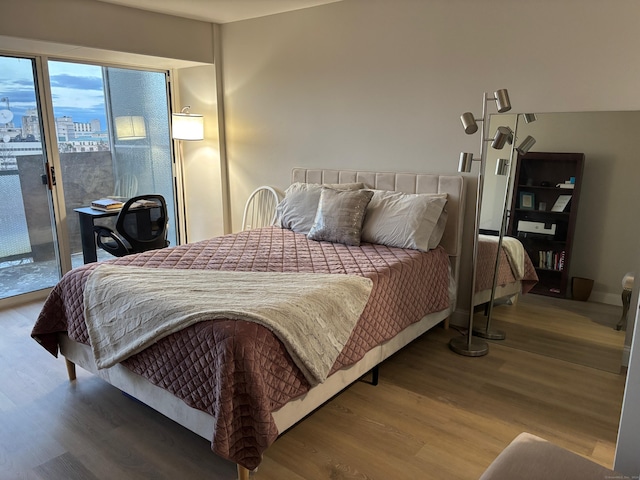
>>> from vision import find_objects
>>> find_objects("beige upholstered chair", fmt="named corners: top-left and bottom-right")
top-left (480, 433), bottom-right (618, 480)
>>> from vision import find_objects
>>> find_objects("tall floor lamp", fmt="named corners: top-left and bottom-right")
top-left (474, 114), bottom-right (537, 340)
top-left (172, 106), bottom-right (204, 244)
top-left (449, 89), bottom-right (513, 357)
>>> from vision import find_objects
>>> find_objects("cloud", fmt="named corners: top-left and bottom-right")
top-left (49, 73), bottom-right (104, 91)
top-left (0, 88), bottom-right (36, 106)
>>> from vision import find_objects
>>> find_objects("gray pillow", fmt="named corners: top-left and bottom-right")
top-left (361, 190), bottom-right (448, 251)
top-left (277, 182), bottom-right (365, 234)
top-left (307, 187), bottom-right (374, 246)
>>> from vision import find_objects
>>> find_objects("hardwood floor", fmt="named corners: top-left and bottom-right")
top-left (483, 294), bottom-right (626, 373)
top-left (0, 300), bottom-right (626, 479)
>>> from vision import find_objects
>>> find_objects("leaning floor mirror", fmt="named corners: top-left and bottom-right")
top-left (476, 110), bottom-right (635, 374)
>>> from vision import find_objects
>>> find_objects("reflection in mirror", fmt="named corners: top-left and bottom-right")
top-left (477, 111), bottom-right (637, 373)
top-left (474, 113), bottom-right (538, 340)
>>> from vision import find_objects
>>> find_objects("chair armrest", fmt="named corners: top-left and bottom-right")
top-left (94, 226), bottom-right (130, 256)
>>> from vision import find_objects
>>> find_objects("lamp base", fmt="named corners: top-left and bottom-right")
top-left (473, 327), bottom-right (506, 340)
top-left (449, 336), bottom-right (489, 357)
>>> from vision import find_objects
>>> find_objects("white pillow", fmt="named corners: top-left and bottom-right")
top-left (361, 190), bottom-right (448, 251)
top-left (277, 182), bottom-right (365, 234)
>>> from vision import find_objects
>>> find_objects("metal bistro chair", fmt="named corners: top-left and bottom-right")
top-left (241, 186), bottom-right (283, 231)
top-left (94, 194), bottom-right (169, 257)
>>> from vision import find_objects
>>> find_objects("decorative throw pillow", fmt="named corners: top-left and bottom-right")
top-left (276, 182), bottom-right (365, 234)
top-left (307, 187), bottom-right (374, 246)
top-left (360, 190), bottom-right (448, 251)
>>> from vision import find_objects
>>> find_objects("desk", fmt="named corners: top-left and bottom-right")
top-left (74, 207), bottom-right (119, 264)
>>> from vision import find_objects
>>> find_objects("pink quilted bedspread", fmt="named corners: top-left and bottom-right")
top-left (475, 237), bottom-right (538, 295)
top-left (32, 227), bottom-right (451, 469)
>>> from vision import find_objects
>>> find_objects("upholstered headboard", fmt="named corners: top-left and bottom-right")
top-left (291, 168), bottom-right (466, 260)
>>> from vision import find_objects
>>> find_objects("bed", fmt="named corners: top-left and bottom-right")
top-left (31, 168), bottom-right (465, 479)
top-left (474, 233), bottom-right (538, 306)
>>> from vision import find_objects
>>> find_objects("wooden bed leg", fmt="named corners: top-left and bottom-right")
top-left (237, 465), bottom-right (250, 480)
top-left (443, 317), bottom-right (450, 329)
top-left (65, 358), bottom-right (77, 381)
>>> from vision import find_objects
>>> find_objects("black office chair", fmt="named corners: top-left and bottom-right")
top-left (94, 194), bottom-right (169, 257)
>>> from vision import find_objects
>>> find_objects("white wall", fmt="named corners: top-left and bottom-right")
top-left (174, 65), bottom-right (226, 242)
top-left (220, 0), bottom-right (640, 319)
top-left (219, 0), bottom-right (640, 474)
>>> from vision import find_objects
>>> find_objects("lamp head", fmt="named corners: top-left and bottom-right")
top-left (115, 115), bottom-right (147, 141)
top-left (495, 158), bottom-right (510, 176)
top-left (458, 152), bottom-right (475, 173)
top-left (494, 89), bottom-right (511, 113)
top-left (460, 112), bottom-right (478, 134)
top-left (491, 126), bottom-right (512, 150)
top-left (516, 135), bottom-right (536, 154)
top-left (523, 113), bottom-right (537, 123)
top-left (172, 105), bottom-right (204, 141)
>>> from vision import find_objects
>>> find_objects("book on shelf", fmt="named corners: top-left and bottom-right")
top-left (537, 250), bottom-right (565, 271)
top-left (91, 198), bottom-right (124, 211)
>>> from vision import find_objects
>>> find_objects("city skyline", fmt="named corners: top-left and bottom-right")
top-left (0, 57), bottom-right (107, 129)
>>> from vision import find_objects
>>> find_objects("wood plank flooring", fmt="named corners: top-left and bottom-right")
top-left (482, 294), bottom-right (626, 373)
top-left (0, 300), bottom-right (626, 479)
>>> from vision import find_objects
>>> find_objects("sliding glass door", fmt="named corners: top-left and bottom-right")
top-left (48, 61), bottom-right (177, 270)
top-left (0, 55), bottom-right (60, 299)
top-left (0, 55), bottom-right (177, 302)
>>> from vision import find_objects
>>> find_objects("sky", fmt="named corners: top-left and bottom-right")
top-left (0, 56), bottom-right (107, 130)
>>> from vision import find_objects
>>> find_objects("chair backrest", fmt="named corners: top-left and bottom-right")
top-left (116, 194), bottom-right (168, 253)
top-left (242, 186), bottom-right (282, 230)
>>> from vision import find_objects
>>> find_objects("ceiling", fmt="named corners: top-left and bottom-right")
top-left (94, 0), bottom-right (343, 24)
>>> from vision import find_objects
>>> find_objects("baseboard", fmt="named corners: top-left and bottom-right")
top-left (0, 288), bottom-right (50, 309)
top-left (622, 345), bottom-right (631, 368)
top-left (589, 290), bottom-right (621, 306)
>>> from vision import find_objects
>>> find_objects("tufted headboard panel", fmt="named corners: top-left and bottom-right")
top-left (291, 168), bottom-right (466, 261)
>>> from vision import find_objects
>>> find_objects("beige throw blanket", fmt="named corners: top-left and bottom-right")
top-left (83, 265), bottom-right (373, 386)
top-left (479, 234), bottom-right (525, 279)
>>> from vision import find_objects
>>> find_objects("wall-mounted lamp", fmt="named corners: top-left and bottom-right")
top-left (451, 88), bottom-right (516, 358)
top-left (115, 115), bottom-right (147, 140)
top-left (172, 106), bottom-right (204, 245)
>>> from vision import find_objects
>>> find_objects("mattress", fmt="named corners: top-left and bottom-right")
top-left (31, 226), bottom-right (452, 469)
